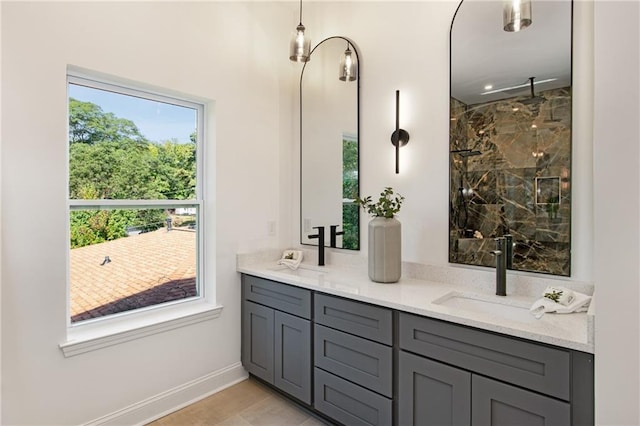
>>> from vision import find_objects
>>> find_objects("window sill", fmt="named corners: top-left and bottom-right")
top-left (60, 302), bottom-right (223, 357)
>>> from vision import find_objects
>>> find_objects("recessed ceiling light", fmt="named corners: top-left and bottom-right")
top-left (484, 84), bottom-right (493, 90)
top-left (531, 124), bottom-right (538, 128)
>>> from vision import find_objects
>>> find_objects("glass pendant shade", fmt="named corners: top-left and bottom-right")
top-left (289, 24), bottom-right (310, 62)
top-left (503, 0), bottom-right (532, 32)
top-left (339, 46), bottom-right (358, 81)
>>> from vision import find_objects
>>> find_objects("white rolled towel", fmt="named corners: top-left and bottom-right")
top-left (530, 288), bottom-right (591, 319)
top-left (277, 250), bottom-right (304, 270)
top-left (542, 286), bottom-right (575, 306)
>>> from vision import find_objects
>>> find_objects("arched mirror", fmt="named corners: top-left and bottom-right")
top-left (449, 0), bottom-right (572, 276)
top-left (301, 37), bottom-right (360, 250)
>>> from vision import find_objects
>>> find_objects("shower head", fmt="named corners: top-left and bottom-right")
top-left (520, 77), bottom-right (546, 106)
top-left (451, 149), bottom-right (482, 157)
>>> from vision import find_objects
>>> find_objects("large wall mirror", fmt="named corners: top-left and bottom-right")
top-left (301, 37), bottom-right (360, 250)
top-left (449, 0), bottom-right (572, 276)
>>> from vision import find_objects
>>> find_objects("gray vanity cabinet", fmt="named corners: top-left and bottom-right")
top-left (240, 273), bottom-right (594, 425)
top-left (241, 275), bottom-right (312, 404)
top-left (313, 294), bottom-right (393, 426)
top-left (399, 351), bottom-right (570, 426)
top-left (398, 312), bottom-right (591, 426)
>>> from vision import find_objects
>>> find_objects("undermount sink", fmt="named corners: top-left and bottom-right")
top-left (433, 291), bottom-right (537, 323)
top-left (270, 265), bottom-right (326, 279)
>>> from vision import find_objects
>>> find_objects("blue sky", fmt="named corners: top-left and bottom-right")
top-left (69, 84), bottom-right (197, 144)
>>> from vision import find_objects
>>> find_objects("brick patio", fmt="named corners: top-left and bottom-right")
top-left (70, 227), bottom-right (197, 322)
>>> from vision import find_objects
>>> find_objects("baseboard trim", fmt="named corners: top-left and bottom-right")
top-left (84, 362), bottom-right (248, 426)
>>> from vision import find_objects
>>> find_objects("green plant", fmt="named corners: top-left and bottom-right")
top-left (355, 187), bottom-right (405, 218)
top-left (544, 289), bottom-right (563, 303)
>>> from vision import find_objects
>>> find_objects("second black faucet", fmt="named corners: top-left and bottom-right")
top-left (307, 226), bottom-right (325, 266)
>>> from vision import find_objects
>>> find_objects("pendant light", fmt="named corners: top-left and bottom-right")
top-left (339, 42), bottom-right (358, 82)
top-left (503, 0), bottom-right (532, 32)
top-left (289, 0), bottom-right (310, 62)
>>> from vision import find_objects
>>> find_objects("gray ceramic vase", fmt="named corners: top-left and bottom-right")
top-left (368, 217), bottom-right (401, 283)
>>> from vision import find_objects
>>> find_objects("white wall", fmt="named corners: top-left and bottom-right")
top-left (0, 1), bottom-right (3, 422)
top-left (2, 1), bottom-right (639, 425)
top-left (593, 1), bottom-right (640, 424)
top-left (1, 2), bottom-right (295, 424)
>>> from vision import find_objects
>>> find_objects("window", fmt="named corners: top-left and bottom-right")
top-left (67, 74), bottom-right (204, 325)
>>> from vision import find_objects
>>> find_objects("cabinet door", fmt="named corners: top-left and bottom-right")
top-left (398, 351), bottom-right (471, 426)
top-left (274, 311), bottom-right (311, 404)
top-left (472, 375), bottom-right (570, 426)
top-left (242, 301), bottom-right (274, 383)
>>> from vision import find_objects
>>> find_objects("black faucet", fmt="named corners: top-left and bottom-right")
top-left (308, 226), bottom-right (325, 266)
top-left (504, 234), bottom-right (514, 269)
top-left (330, 225), bottom-right (344, 248)
top-left (491, 237), bottom-right (507, 296)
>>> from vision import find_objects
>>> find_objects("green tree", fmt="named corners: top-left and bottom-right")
top-left (149, 141), bottom-right (196, 199)
top-left (69, 98), bottom-right (145, 145)
top-left (70, 208), bottom-right (167, 249)
top-left (68, 99), bottom-right (196, 248)
top-left (343, 139), bottom-right (358, 200)
top-left (69, 140), bottom-right (160, 199)
top-left (342, 138), bottom-right (359, 249)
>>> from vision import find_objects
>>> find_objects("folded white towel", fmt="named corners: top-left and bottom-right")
top-left (530, 289), bottom-right (591, 319)
top-left (277, 250), bottom-right (304, 270)
top-left (542, 286), bottom-right (575, 306)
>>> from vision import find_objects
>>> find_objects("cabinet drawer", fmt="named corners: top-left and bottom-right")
top-left (314, 368), bottom-right (392, 426)
top-left (242, 274), bottom-right (311, 319)
top-left (315, 324), bottom-right (392, 397)
top-left (314, 293), bottom-right (392, 345)
top-left (399, 313), bottom-right (570, 400)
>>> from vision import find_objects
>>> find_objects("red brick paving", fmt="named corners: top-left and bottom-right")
top-left (70, 228), bottom-right (197, 322)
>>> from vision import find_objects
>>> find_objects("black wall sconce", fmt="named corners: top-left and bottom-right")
top-left (390, 90), bottom-right (410, 174)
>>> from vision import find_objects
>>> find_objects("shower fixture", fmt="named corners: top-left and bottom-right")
top-left (520, 77), bottom-right (545, 105)
top-left (451, 149), bottom-right (482, 157)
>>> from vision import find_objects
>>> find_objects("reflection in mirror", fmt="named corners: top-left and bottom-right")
top-left (449, 0), bottom-right (572, 276)
top-left (301, 37), bottom-right (360, 250)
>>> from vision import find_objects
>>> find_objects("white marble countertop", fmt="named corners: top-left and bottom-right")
top-left (237, 252), bottom-right (594, 354)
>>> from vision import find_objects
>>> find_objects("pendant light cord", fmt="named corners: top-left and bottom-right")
top-left (299, 0), bottom-right (303, 25)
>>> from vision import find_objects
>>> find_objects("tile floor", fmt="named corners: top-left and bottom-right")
top-left (149, 377), bottom-right (331, 426)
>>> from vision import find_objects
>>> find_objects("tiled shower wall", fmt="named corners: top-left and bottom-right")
top-left (449, 87), bottom-right (571, 276)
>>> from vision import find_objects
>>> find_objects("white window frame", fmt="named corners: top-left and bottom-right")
top-left (61, 69), bottom-right (221, 357)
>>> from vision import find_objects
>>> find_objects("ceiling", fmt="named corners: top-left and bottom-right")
top-left (451, 0), bottom-right (572, 105)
